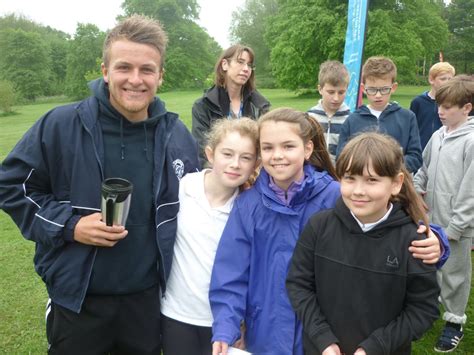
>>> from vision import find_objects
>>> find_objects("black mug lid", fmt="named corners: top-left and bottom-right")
top-left (101, 178), bottom-right (133, 202)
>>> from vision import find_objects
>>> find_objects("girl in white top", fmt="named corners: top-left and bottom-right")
top-left (161, 118), bottom-right (259, 355)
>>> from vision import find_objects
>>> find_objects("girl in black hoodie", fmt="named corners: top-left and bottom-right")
top-left (286, 132), bottom-right (440, 355)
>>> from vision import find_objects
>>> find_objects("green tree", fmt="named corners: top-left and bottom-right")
top-left (0, 14), bottom-right (69, 95)
top-left (363, 9), bottom-right (425, 83)
top-left (444, 0), bottom-right (474, 74)
top-left (230, 0), bottom-right (278, 84)
top-left (0, 80), bottom-right (16, 113)
top-left (48, 37), bottom-right (69, 95)
top-left (0, 28), bottom-right (50, 100)
top-left (120, 0), bottom-right (221, 90)
top-left (265, 0), bottom-right (450, 90)
top-left (365, 0), bottom-right (449, 82)
top-left (162, 20), bottom-right (221, 90)
top-left (65, 24), bottom-right (105, 99)
top-left (265, 0), bottom-right (347, 90)
top-left (121, 0), bottom-right (199, 24)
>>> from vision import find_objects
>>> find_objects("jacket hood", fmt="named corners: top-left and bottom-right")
top-left (88, 78), bottom-right (168, 122)
top-left (419, 91), bottom-right (435, 103)
top-left (334, 198), bottom-right (414, 235)
top-left (204, 85), bottom-right (269, 114)
top-left (88, 78), bottom-right (171, 160)
top-left (444, 116), bottom-right (474, 138)
top-left (357, 102), bottom-right (401, 116)
top-left (308, 99), bottom-right (351, 117)
top-left (255, 164), bottom-right (336, 209)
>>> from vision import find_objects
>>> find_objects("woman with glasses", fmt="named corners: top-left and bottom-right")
top-left (192, 44), bottom-right (270, 166)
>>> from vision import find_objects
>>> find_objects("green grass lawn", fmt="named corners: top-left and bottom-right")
top-left (0, 87), bottom-right (473, 354)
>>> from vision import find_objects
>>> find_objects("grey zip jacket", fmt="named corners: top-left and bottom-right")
top-left (414, 117), bottom-right (474, 240)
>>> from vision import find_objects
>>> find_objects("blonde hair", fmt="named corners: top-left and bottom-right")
top-left (214, 44), bottom-right (256, 92)
top-left (362, 56), bottom-right (397, 83)
top-left (318, 60), bottom-right (350, 88)
top-left (336, 132), bottom-right (429, 231)
top-left (205, 118), bottom-right (259, 187)
top-left (103, 15), bottom-right (168, 69)
top-left (258, 108), bottom-right (337, 179)
top-left (429, 62), bottom-right (455, 80)
top-left (206, 117), bottom-right (258, 151)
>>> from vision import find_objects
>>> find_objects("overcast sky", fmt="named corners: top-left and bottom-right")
top-left (0, 0), bottom-right (245, 48)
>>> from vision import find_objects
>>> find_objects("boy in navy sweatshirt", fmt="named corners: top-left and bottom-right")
top-left (337, 56), bottom-right (422, 173)
top-left (410, 62), bottom-right (455, 150)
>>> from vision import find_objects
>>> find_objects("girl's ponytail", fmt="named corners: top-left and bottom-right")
top-left (395, 166), bottom-right (429, 234)
top-left (305, 113), bottom-right (337, 180)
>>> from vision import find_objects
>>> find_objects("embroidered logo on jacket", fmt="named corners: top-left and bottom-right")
top-left (386, 255), bottom-right (399, 268)
top-left (172, 159), bottom-right (184, 180)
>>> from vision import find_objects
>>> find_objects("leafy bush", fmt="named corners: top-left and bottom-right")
top-left (256, 74), bottom-right (277, 89)
top-left (0, 80), bottom-right (16, 113)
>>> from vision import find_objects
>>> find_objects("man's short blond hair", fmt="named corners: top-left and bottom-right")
top-left (429, 62), bottom-right (455, 80)
top-left (103, 15), bottom-right (168, 69)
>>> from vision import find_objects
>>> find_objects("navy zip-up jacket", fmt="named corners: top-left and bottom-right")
top-left (409, 91), bottom-right (441, 150)
top-left (336, 104), bottom-right (423, 173)
top-left (0, 92), bottom-right (199, 313)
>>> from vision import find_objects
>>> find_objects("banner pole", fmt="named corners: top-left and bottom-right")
top-left (343, 0), bottom-right (370, 112)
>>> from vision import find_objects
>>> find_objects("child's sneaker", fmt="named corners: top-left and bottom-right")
top-left (434, 325), bottom-right (464, 352)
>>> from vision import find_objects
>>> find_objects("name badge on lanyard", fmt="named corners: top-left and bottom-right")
top-left (228, 101), bottom-right (244, 119)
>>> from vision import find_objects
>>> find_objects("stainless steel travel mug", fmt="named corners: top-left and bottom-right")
top-left (101, 178), bottom-right (133, 226)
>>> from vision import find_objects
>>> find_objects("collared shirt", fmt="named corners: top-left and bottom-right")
top-left (351, 203), bottom-right (394, 232)
top-left (161, 169), bottom-right (238, 326)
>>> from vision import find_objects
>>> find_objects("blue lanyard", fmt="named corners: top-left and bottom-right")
top-left (228, 101), bottom-right (244, 119)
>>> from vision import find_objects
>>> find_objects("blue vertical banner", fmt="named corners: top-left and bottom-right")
top-left (343, 0), bottom-right (369, 112)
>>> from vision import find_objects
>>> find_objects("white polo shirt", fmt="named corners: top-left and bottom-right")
top-left (161, 169), bottom-right (238, 326)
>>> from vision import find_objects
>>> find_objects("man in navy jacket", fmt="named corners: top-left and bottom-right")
top-left (0, 15), bottom-right (199, 354)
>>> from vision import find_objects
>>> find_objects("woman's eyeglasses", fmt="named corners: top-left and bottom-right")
top-left (233, 58), bottom-right (255, 70)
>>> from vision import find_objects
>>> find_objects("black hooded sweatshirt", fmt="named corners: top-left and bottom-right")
top-left (87, 79), bottom-right (162, 294)
top-left (286, 198), bottom-right (439, 355)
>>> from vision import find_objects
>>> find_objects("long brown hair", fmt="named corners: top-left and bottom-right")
top-left (336, 132), bottom-right (429, 231)
top-left (258, 107), bottom-right (337, 179)
top-left (214, 44), bottom-right (256, 92)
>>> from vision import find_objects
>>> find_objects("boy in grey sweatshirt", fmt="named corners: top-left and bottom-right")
top-left (414, 75), bottom-right (474, 353)
top-left (307, 60), bottom-right (351, 165)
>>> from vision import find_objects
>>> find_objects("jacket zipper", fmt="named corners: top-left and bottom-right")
top-left (76, 111), bottom-right (103, 312)
top-left (326, 117), bottom-right (332, 150)
top-left (154, 123), bottom-right (174, 295)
